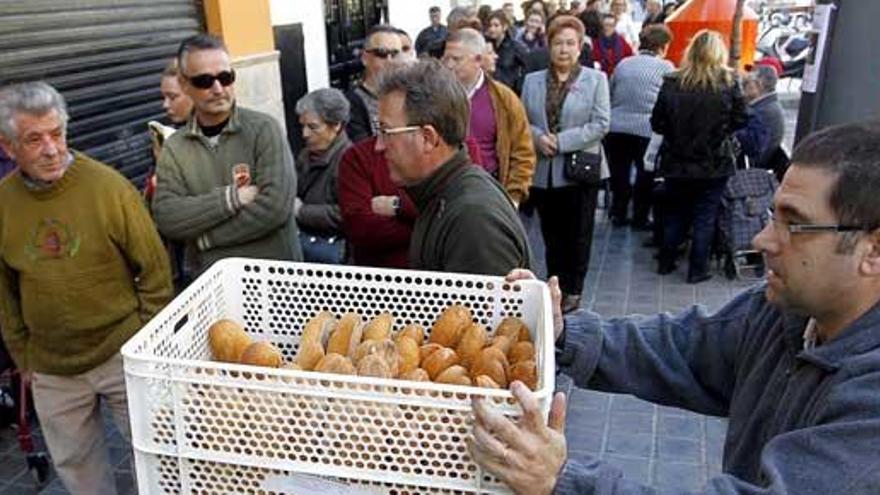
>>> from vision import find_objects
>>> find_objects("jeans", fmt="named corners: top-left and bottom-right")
top-left (660, 177), bottom-right (729, 276)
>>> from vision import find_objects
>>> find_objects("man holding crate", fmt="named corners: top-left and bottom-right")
top-left (471, 122), bottom-right (880, 493)
top-left (0, 82), bottom-right (173, 495)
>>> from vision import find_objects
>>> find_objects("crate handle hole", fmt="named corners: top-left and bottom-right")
top-left (173, 313), bottom-right (190, 334)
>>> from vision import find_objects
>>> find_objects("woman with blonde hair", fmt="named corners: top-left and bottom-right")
top-left (650, 29), bottom-right (747, 283)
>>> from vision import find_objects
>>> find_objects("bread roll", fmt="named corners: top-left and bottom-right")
top-left (422, 347), bottom-right (460, 380)
top-left (281, 362), bottom-right (302, 371)
top-left (419, 343), bottom-right (444, 364)
top-left (239, 341), bottom-right (283, 368)
top-left (315, 353), bottom-right (356, 375)
top-left (396, 336), bottom-right (420, 376)
top-left (435, 365), bottom-right (472, 386)
top-left (363, 312), bottom-right (394, 341)
top-left (494, 316), bottom-right (532, 343)
top-left (400, 368), bottom-right (430, 382)
top-left (295, 340), bottom-right (325, 371)
top-left (474, 374), bottom-right (501, 389)
top-left (455, 323), bottom-right (487, 370)
top-left (470, 347), bottom-right (508, 388)
top-left (353, 339), bottom-right (399, 377)
top-left (489, 335), bottom-right (514, 356)
top-left (326, 312), bottom-right (364, 358)
top-left (509, 341), bottom-right (536, 365)
top-left (396, 324), bottom-right (425, 346)
top-left (429, 305), bottom-right (472, 348)
top-left (509, 360), bottom-right (538, 391)
top-left (301, 311), bottom-right (336, 348)
top-left (357, 353), bottom-right (393, 378)
top-left (208, 319), bottom-right (252, 363)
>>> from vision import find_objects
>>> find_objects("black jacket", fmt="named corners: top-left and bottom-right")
top-left (344, 83), bottom-right (376, 143)
top-left (405, 148), bottom-right (531, 275)
top-left (296, 133), bottom-right (352, 236)
top-left (650, 74), bottom-right (748, 179)
top-left (493, 35), bottom-right (530, 94)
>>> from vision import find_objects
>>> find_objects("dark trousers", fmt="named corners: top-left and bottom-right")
top-left (604, 132), bottom-right (653, 224)
top-left (531, 185), bottom-right (599, 296)
top-left (660, 177), bottom-right (729, 276)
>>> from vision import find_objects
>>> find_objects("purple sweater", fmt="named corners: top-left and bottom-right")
top-left (0, 148), bottom-right (15, 180)
top-left (554, 285), bottom-right (880, 494)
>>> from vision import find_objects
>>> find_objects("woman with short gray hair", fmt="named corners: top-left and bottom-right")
top-left (294, 88), bottom-right (352, 264)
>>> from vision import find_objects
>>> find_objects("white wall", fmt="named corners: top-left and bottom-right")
top-left (269, 0), bottom-right (329, 91)
top-left (388, 0), bottom-right (453, 42)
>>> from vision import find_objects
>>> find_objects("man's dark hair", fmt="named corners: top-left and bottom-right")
top-left (366, 24), bottom-right (402, 47)
top-left (429, 6), bottom-right (440, 14)
top-left (377, 59), bottom-right (468, 147)
top-left (791, 120), bottom-right (880, 253)
top-left (177, 34), bottom-right (227, 74)
top-left (639, 24), bottom-right (673, 53)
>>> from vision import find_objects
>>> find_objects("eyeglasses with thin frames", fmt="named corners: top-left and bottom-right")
top-left (766, 208), bottom-right (865, 244)
top-left (377, 125), bottom-right (422, 140)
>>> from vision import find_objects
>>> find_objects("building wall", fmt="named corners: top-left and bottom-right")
top-left (269, 0), bottom-right (330, 92)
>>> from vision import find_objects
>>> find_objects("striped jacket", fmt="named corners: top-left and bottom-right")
top-left (609, 52), bottom-right (675, 138)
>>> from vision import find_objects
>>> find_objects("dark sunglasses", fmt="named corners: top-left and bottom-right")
top-left (365, 47), bottom-right (400, 59)
top-left (184, 70), bottom-right (236, 89)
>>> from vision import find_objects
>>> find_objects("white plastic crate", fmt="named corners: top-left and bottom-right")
top-left (122, 258), bottom-right (555, 494)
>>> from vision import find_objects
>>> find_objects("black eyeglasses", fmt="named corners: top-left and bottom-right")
top-left (365, 47), bottom-right (400, 59)
top-left (184, 70), bottom-right (236, 90)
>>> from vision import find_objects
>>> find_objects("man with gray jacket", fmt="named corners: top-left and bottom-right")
top-left (153, 35), bottom-right (302, 274)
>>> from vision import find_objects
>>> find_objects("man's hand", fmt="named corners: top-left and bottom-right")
top-left (537, 134), bottom-right (558, 157)
top-left (506, 269), bottom-right (564, 342)
top-left (371, 195), bottom-right (399, 217)
top-left (238, 185), bottom-right (259, 206)
top-left (468, 382), bottom-right (568, 495)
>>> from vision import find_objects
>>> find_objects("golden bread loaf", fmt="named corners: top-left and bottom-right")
top-left (208, 319), bottom-right (252, 363)
top-left (239, 341), bottom-right (283, 368)
top-left (428, 305), bottom-right (472, 348)
top-left (362, 312), bottom-right (394, 341)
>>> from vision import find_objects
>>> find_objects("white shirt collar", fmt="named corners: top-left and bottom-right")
top-left (466, 70), bottom-right (485, 99)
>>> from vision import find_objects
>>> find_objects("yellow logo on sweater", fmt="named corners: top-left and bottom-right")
top-left (26, 218), bottom-right (81, 260)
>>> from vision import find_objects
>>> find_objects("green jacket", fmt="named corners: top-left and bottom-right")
top-left (153, 105), bottom-right (302, 273)
top-left (406, 148), bottom-right (532, 276)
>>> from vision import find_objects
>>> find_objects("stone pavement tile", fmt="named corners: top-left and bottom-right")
top-left (611, 395), bottom-right (655, 414)
top-left (605, 455), bottom-right (651, 485)
top-left (658, 415), bottom-right (703, 439)
top-left (605, 431), bottom-right (653, 458)
top-left (706, 418), bottom-right (729, 445)
top-left (37, 479), bottom-right (67, 495)
top-left (654, 461), bottom-right (704, 491)
top-left (627, 304), bottom-right (660, 316)
top-left (656, 436), bottom-right (702, 463)
top-left (2, 481), bottom-right (44, 495)
top-left (0, 452), bottom-right (28, 486)
top-left (658, 405), bottom-right (702, 418)
top-left (609, 411), bottom-right (654, 435)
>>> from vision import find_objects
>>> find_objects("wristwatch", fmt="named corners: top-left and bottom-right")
top-left (391, 196), bottom-right (401, 216)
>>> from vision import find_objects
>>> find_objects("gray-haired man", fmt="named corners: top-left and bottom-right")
top-left (0, 82), bottom-right (173, 494)
top-left (744, 64), bottom-right (785, 169)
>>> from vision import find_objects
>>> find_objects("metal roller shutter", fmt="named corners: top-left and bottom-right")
top-left (0, 0), bottom-right (205, 188)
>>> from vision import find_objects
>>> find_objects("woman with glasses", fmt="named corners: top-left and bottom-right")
top-left (294, 88), bottom-right (353, 264)
top-left (521, 15), bottom-right (610, 313)
top-left (485, 9), bottom-right (530, 93)
top-left (651, 30), bottom-right (747, 283)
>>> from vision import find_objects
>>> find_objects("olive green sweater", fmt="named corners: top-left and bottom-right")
top-left (0, 152), bottom-right (173, 375)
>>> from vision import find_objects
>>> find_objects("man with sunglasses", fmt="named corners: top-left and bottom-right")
top-left (468, 121), bottom-right (880, 494)
top-left (345, 25), bottom-right (406, 143)
top-left (153, 34), bottom-right (302, 274)
top-left (375, 60), bottom-right (531, 275)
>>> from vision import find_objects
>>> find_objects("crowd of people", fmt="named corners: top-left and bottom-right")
top-left (1, 1), bottom-right (879, 494)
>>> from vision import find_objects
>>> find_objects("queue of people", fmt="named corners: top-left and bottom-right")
top-left (4, 2), bottom-right (879, 495)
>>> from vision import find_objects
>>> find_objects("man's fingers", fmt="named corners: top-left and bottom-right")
top-left (473, 397), bottom-right (531, 453)
top-left (510, 381), bottom-right (544, 433)
top-left (548, 392), bottom-right (567, 432)
top-left (466, 437), bottom-right (515, 486)
top-left (505, 268), bottom-right (536, 283)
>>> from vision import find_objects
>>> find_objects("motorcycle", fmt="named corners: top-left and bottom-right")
top-left (756, 25), bottom-right (811, 79)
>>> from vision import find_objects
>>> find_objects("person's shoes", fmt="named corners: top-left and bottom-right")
top-left (631, 220), bottom-right (653, 231)
top-left (611, 216), bottom-right (630, 227)
top-left (687, 272), bottom-right (713, 284)
top-left (657, 259), bottom-right (678, 275)
top-left (561, 294), bottom-right (582, 313)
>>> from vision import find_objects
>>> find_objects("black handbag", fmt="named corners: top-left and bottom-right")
top-left (563, 149), bottom-right (602, 185)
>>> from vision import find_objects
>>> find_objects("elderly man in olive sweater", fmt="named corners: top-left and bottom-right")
top-left (0, 82), bottom-right (173, 495)
top-left (375, 59), bottom-right (531, 276)
top-left (153, 35), bottom-right (302, 274)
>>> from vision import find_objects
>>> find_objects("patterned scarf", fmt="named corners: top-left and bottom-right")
top-left (545, 64), bottom-right (582, 133)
